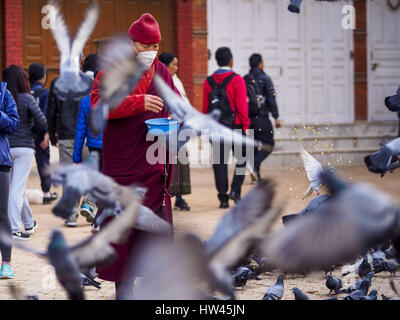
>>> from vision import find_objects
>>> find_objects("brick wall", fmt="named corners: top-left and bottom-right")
top-left (353, 0), bottom-right (368, 121)
top-left (4, 0), bottom-right (23, 67)
top-left (177, 0), bottom-right (208, 111)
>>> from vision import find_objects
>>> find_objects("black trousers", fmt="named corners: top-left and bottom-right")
top-left (34, 136), bottom-right (51, 193)
top-left (250, 115), bottom-right (275, 173)
top-left (211, 126), bottom-right (247, 202)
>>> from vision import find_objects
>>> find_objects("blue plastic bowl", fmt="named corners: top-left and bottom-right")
top-left (145, 118), bottom-right (179, 135)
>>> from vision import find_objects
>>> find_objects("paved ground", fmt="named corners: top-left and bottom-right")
top-left (1, 165), bottom-right (399, 300)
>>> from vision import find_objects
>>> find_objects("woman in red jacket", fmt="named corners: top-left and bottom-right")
top-left (91, 13), bottom-right (180, 299)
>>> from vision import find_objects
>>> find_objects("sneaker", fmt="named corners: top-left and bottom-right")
top-left (64, 220), bottom-right (78, 228)
top-left (12, 232), bottom-right (30, 241)
top-left (80, 203), bottom-right (95, 223)
top-left (174, 198), bottom-right (190, 211)
top-left (43, 192), bottom-right (58, 205)
top-left (0, 263), bottom-right (14, 279)
top-left (24, 221), bottom-right (38, 235)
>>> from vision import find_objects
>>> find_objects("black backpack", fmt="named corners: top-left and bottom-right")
top-left (244, 73), bottom-right (261, 118)
top-left (207, 73), bottom-right (236, 128)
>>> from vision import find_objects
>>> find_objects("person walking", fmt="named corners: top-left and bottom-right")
top-left (244, 54), bottom-right (281, 181)
top-left (158, 52), bottom-right (191, 211)
top-left (2, 65), bottom-right (48, 241)
top-left (91, 13), bottom-right (180, 299)
top-left (28, 62), bottom-right (58, 204)
top-left (0, 77), bottom-right (20, 278)
top-left (73, 54), bottom-right (102, 222)
top-left (47, 55), bottom-right (90, 227)
top-left (202, 47), bottom-right (250, 208)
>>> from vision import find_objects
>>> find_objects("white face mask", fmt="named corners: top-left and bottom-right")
top-left (137, 51), bottom-right (158, 70)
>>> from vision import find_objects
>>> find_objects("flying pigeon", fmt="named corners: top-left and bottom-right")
top-left (49, 0), bottom-right (99, 101)
top-left (365, 137), bottom-right (400, 177)
top-left (0, 188), bottom-right (144, 299)
top-left (262, 274), bottom-right (285, 300)
top-left (183, 180), bottom-right (281, 298)
top-left (325, 273), bottom-right (342, 294)
top-left (300, 146), bottom-right (334, 199)
top-left (153, 74), bottom-right (274, 153)
top-left (263, 170), bottom-right (400, 274)
top-left (385, 93), bottom-right (400, 113)
top-left (292, 287), bottom-right (310, 300)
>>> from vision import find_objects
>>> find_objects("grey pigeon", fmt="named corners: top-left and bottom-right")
top-left (262, 274), bottom-right (285, 300)
top-left (231, 267), bottom-right (260, 288)
top-left (300, 147), bottom-right (335, 199)
top-left (264, 169), bottom-right (400, 274)
top-left (381, 294), bottom-right (394, 300)
top-left (365, 137), bottom-right (400, 177)
top-left (282, 194), bottom-right (329, 226)
top-left (183, 180), bottom-right (281, 298)
top-left (374, 259), bottom-right (400, 275)
top-left (385, 93), bottom-right (400, 113)
top-left (292, 287), bottom-right (309, 300)
top-left (325, 273), bottom-right (342, 294)
top-left (343, 280), bottom-right (371, 300)
top-left (49, 1), bottom-right (99, 101)
top-left (385, 247), bottom-right (400, 260)
top-left (358, 255), bottom-right (372, 278)
top-left (153, 74), bottom-right (273, 153)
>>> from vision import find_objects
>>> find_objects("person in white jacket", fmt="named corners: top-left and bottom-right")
top-left (158, 52), bottom-right (192, 211)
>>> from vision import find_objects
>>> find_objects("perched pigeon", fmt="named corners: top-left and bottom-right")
top-left (343, 280), bottom-right (371, 300)
top-left (373, 259), bottom-right (400, 275)
top-left (364, 137), bottom-right (400, 177)
top-left (264, 170), bottom-right (400, 274)
top-left (153, 74), bottom-right (273, 153)
top-left (262, 274), bottom-right (285, 300)
top-left (183, 180), bottom-right (281, 298)
top-left (358, 256), bottom-right (372, 278)
top-left (385, 247), bottom-right (400, 260)
top-left (0, 189), bottom-right (144, 299)
top-left (300, 146), bottom-right (334, 199)
top-left (339, 273), bottom-right (374, 294)
top-left (325, 273), bottom-right (342, 294)
top-left (292, 287), bottom-right (310, 300)
top-left (385, 93), bottom-right (400, 113)
top-left (282, 194), bottom-right (329, 226)
top-left (49, 0), bottom-right (99, 101)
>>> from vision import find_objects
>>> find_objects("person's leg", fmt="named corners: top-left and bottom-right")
top-left (58, 140), bottom-right (80, 225)
top-left (230, 143), bottom-right (247, 200)
top-left (8, 148), bottom-right (35, 235)
top-left (212, 141), bottom-right (230, 206)
top-left (34, 137), bottom-right (51, 194)
top-left (21, 194), bottom-right (35, 231)
top-left (0, 171), bottom-right (12, 262)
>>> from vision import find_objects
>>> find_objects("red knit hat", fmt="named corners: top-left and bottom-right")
top-left (128, 13), bottom-right (161, 45)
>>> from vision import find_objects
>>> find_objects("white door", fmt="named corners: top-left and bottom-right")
top-left (368, 0), bottom-right (400, 121)
top-left (207, 0), bottom-right (354, 124)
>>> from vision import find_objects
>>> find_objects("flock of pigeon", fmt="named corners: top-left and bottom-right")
top-left (1, 0), bottom-right (400, 300)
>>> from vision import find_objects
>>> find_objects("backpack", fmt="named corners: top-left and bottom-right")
top-left (206, 73), bottom-right (236, 128)
top-left (244, 73), bottom-right (261, 118)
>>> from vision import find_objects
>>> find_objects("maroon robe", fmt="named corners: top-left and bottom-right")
top-left (96, 61), bottom-right (180, 282)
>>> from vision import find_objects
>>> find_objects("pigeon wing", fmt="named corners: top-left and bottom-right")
top-left (70, 1), bottom-right (99, 60)
top-left (49, 2), bottom-right (71, 59)
top-left (300, 146), bottom-right (323, 183)
top-left (135, 205), bottom-right (173, 234)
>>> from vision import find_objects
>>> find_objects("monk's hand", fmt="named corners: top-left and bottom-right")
top-left (144, 95), bottom-right (164, 113)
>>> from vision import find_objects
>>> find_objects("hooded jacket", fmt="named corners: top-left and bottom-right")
top-left (0, 82), bottom-right (20, 167)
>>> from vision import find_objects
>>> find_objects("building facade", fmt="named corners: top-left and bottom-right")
top-left (0, 0), bottom-right (399, 124)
